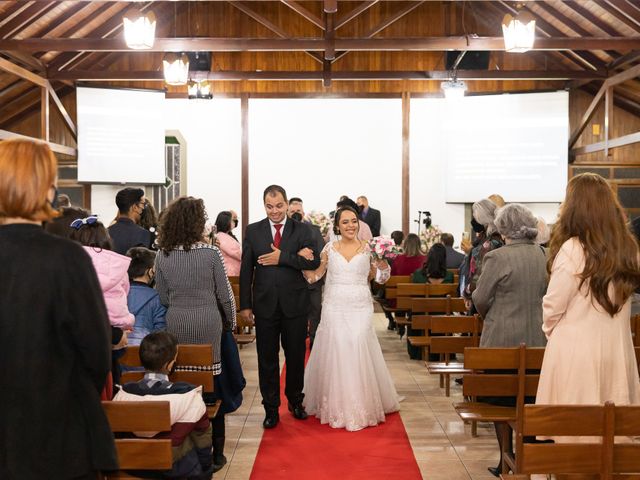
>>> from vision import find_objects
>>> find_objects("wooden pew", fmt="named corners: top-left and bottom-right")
top-left (427, 314), bottom-right (482, 396)
top-left (375, 275), bottom-right (412, 328)
top-left (120, 344), bottom-right (221, 418)
top-left (228, 275), bottom-right (256, 347)
top-left (453, 345), bottom-right (544, 450)
top-left (502, 402), bottom-right (640, 478)
top-left (406, 296), bottom-right (466, 358)
top-left (102, 401), bottom-right (172, 479)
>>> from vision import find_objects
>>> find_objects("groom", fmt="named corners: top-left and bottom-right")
top-left (239, 185), bottom-right (320, 428)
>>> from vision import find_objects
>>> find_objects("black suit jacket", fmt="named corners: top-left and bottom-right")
top-left (362, 207), bottom-right (381, 237)
top-left (240, 218), bottom-right (320, 318)
top-left (108, 217), bottom-right (152, 255)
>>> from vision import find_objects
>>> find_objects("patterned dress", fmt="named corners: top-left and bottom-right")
top-left (155, 243), bottom-right (236, 375)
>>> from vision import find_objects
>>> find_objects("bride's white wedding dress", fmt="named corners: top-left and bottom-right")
top-left (303, 241), bottom-right (401, 431)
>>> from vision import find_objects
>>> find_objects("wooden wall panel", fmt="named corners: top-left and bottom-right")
top-left (570, 89), bottom-right (640, 165)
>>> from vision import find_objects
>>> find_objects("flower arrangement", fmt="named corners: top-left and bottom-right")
top-left (419, 225), bottom-right (443, 252)
top-left (369, 236), bottom-right (402, 261)
top-left (307, 211), bottom-right (332, 237)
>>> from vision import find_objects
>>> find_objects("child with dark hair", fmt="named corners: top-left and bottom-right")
top-left (114, 332), bottom-right (215, 479)
top-left (69, 216), bottom-right (134, 331)
top-left (126, 247), bottom-right (167, 345)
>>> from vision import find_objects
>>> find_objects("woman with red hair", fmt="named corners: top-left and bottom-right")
top-left (0, 139), bottom-right (117, 479)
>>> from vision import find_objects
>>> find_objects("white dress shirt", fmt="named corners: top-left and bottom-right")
top-left (269, 217), bottom-right (287, 241)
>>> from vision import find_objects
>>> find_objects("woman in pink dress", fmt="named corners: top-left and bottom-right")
top-left (215, 211), bottom-right (241, 276)
top-left (536, 173), bottom-right (640, 441)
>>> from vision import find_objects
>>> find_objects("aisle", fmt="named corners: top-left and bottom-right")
top-left (218, 313), bottom-right (499, 479)
top-left (249, 345), bottom-right (421, 480)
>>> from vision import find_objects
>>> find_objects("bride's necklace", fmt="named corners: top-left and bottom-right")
top-left (337, 239), bottom-right (363, 257)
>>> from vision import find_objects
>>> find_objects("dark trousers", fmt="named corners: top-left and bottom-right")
top-left (307, 287), bottom-right (322, 346)
top-left (255, 303), bottom-right (307, 412)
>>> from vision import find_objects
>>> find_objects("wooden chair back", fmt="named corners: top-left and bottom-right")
top-left (102, 401), bottom-right (172, 472)
top-left (120, 344), bottom-right (214, 392)
top-left (397, 283), bottom-right (427, 297)
top-left (515, 402), bottom-right (640, 477)
top-left (227, 276), bottom-right (239, 285)
top-left (429, 315), bottom-right (482, 357)
top-left (427, 283), bottom-right (459, 297)
top-left (462, 345), bottom-right (544, 399)
top-left (410, 296), bottom-right (467, 315)
top-left (384, 275), bottom-right (412, 301)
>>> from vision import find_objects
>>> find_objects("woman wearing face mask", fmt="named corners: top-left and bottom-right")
top-left (125, 247), bottom-right (167, 345)
top-left (460, 198), bottom-right (504, 312)
top-left (0, 139), bottom-right (117, 479)
top-left (215, 210), bottom-right (242, 276)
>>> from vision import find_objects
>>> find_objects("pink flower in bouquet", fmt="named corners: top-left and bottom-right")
top-left (307, 211), bottom-right (331, 236)
top-left (369, 236), bottom-right (402, 261)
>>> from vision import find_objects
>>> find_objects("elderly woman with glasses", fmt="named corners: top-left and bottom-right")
top-left (471, 203), bottom-right (548, 477)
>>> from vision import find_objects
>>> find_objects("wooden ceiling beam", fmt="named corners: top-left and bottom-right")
top-left (47, 69), bottom-right (606, 82)
top-left (609, 50), bottom-right (640, 70)
top-left (0, 1), bottom-right (57, 39)
top-left (559, 0), bottom-right (627, 38)
top-left (601, 0), bottom-right (640, 29)
top-left (5, 36), bottom-right (640, 53)
top-left (281, 1), bottom-right (325, 31)
top-left (0, 2), bottom-right (35, 31)
top-left (335, 1), bottom-right (379, 31)
top-left (533, 1), bottom-right (619, 61)
top-left (0, 55), bottom-right (46, 87)
top-left (0, 129), bottom-right (76, 157)
top-left (595, 0), bottom-right (640, 32)
top-left (228, 1), bottom-right (323, 64)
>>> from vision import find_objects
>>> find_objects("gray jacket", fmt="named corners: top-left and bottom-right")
top-left (472, 240), bottom-right (547, 347)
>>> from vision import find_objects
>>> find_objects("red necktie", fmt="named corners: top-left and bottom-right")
top-left (273, 224), bottom-right (283, 248)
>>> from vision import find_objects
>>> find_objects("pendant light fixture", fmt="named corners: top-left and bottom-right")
top-left (441, 79), bottom-right (467, 99)
top-left (188, 79), bottom-right (213, 99)
top-left (163, 53), bottom-right (190, 86)
top-left (502, 4), bottom-right (536, 53)
top-left (123, 9), bottom-right (156, 50)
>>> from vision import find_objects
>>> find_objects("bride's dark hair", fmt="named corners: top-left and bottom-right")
top-left (333, 206), bottom-right (360, 235)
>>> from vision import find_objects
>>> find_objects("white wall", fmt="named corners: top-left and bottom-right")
top-left (91, 99), bottom-right (242, 237)
top-left (248, 99), bottom-right (402, 235)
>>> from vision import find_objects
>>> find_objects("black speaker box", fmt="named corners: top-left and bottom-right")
top-left (186, 52), bottom-right (212, 71)
top-left (445, 51), bottom-right (490, 70)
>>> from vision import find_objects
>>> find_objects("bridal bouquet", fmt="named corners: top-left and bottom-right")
top-left (307, 211), bottom-right (332, 237)
top-left (419, 225), bottom-right (443, 252)
top-left (369, 236), bottom-right (402, 261)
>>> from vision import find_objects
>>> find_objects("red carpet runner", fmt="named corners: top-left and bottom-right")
top-left (250, 348), bottom-right (422, 479)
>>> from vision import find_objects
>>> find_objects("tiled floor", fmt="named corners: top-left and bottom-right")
top-left (217, 313), bottom-right (500, 479)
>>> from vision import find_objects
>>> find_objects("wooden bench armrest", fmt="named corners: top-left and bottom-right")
top-left (454, 402), bottom-right (516, 423)
top-left (408, 336), bottom-right (430, 347)
top-left (207, 400), bottom-right (222, 419)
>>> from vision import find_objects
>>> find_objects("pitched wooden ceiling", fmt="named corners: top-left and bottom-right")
top-left (1, 0), bottom-right (640, 131)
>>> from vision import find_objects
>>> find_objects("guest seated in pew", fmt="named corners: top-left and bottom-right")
top-left (391, 233), bottom-right (426, 276)
top-left (390, 230), bottom-right (404, 247)
top-left (126, 247), bottom-right (167, 346)
top-left (0, 139), bottom-right (117, 478)
top-left (472, 203), bottom-right (547, 477)
top-left (114, 332), bottom-right (215, 480)
top-left (441, 233), bottom-right (465, 270)
top-left (536, 173), bottom-right (640, 442)
top-left (411, 243), bottom-right (454, 285)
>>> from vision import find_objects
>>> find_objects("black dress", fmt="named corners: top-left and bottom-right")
top-left (0, 224), bottom-right (118, 479)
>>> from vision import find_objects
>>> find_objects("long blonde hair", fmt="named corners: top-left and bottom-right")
top-left (548, 173), bottom-right (640, 316)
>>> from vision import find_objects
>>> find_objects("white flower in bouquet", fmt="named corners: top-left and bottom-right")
top-left (307, 211), bottom-right (331, 237)
top-left (369, 236), bottom-right (402, 261)
top-left (419, 225), bottom-right (442, 252)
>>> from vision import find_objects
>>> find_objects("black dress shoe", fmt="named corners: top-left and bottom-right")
top-left (487, 466), bottom-right (500, 478)
top-left (288, 403), bottom-right (308, 420)
top-left (263, 413), bottom-right (279, 429)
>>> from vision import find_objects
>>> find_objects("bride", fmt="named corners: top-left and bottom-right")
top-left (302, 205), bottom-right (401, 431)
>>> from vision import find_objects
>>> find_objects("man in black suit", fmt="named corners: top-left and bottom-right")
top-left (108, 187), bottom-right (152, 255)
top-left (239, 185), bottom-right (320, 429)
top-left (288, 197), bottom-right (326, 350)
top-left (441, 233), bottom-right (465, 270)
top-left (357, 195), bottom-right (381, 237)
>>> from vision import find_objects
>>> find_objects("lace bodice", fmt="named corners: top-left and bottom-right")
top-left (321, 241), bottom-right (389, 311)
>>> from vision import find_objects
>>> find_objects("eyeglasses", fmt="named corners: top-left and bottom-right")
top-left (70, 215), bottom-right (98, 230)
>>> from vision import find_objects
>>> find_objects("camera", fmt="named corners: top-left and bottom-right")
top-left (413, 211), bottom-right (432, 233)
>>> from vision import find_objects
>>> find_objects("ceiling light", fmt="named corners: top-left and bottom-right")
top-left (123, 9), bottom-right (156, 50)
top-left (502, 9), bottom-right (536, 53)
top-left (441, 80), bottom-right (467, 99)
top-left (163, 53), bottom-right (189, 86)
top-left (188, 80), bottom-right (213, 99)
